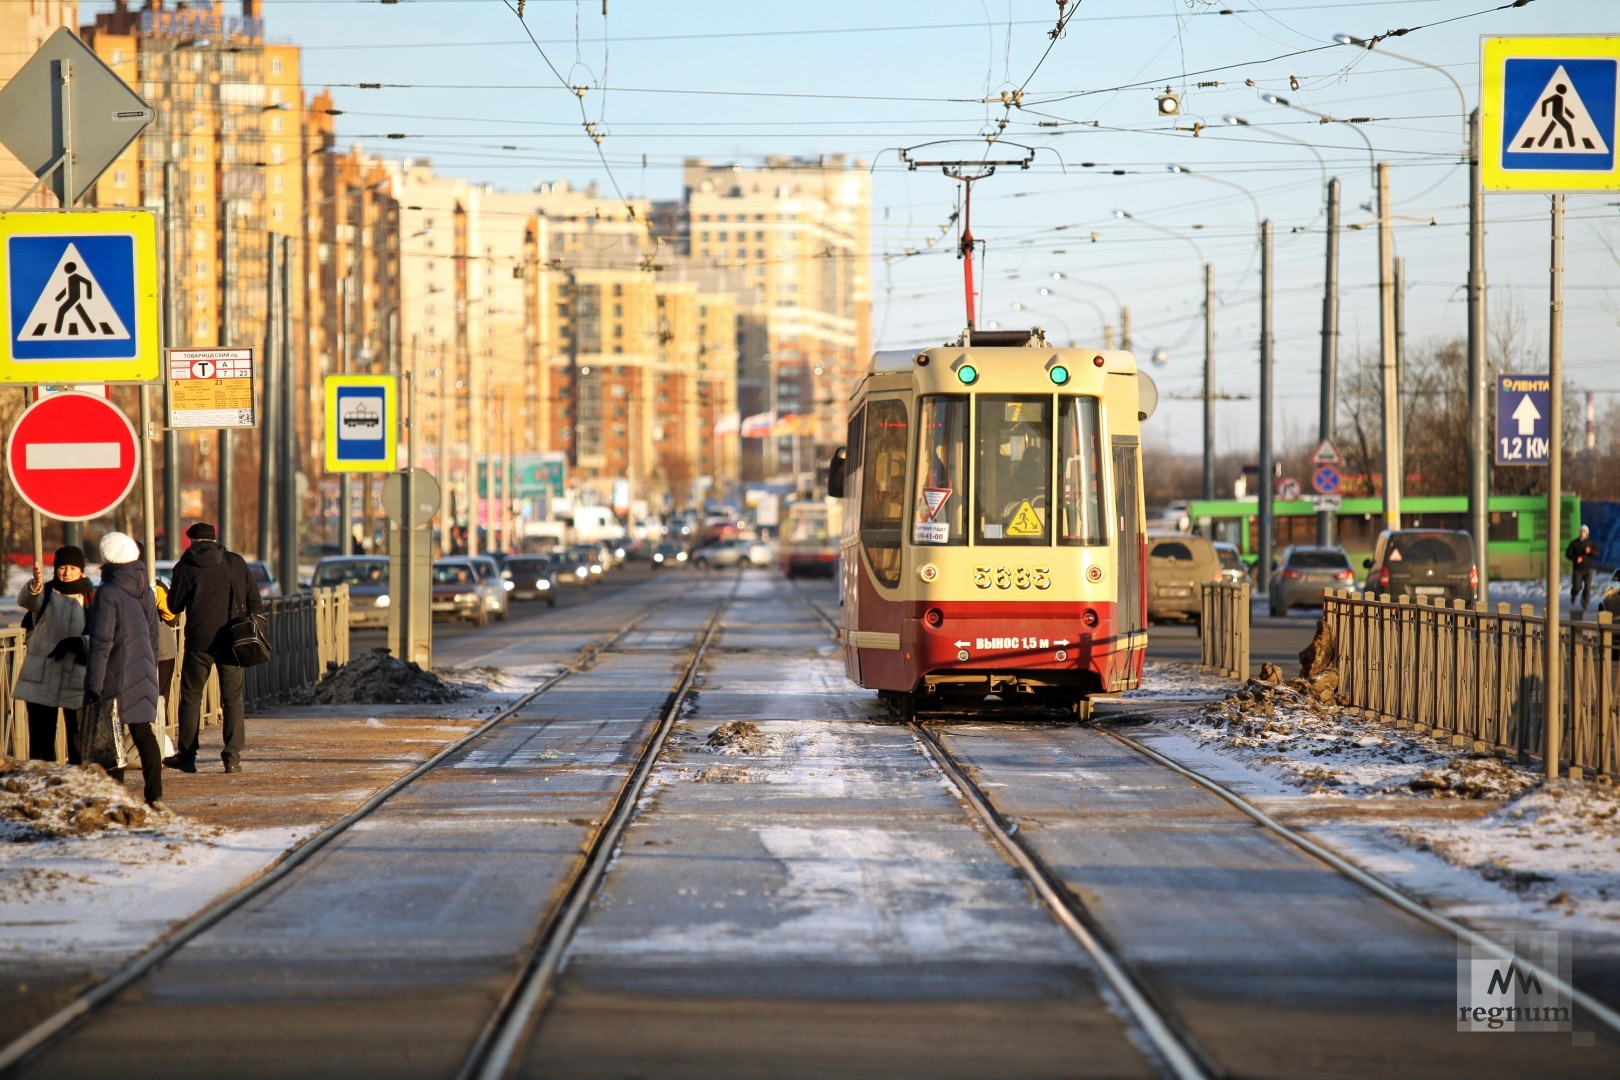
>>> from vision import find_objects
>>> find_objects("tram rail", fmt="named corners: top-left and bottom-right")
top-left (0, 578), bottom-right (739, 1077)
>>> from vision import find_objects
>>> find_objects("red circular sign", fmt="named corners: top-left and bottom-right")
top-left (6, 391), bottom-right (140, 521)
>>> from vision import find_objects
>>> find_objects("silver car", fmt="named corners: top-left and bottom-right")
top-left (467, 555), bottom-right (511, 621)
top-left (1268, 545), bottom-right (1356, 616)
top-left (312, 556), bottom-right (391, 628)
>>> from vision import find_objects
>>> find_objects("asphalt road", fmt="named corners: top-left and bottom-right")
top-left (1143, 597), bottom-right (1323, 679)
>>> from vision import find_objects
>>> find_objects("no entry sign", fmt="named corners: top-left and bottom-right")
top-left (5, 390), bottom-right (140, 520)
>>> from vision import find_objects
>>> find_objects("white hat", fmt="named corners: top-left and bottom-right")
top-left (99, 531), bottom-right (139, 565)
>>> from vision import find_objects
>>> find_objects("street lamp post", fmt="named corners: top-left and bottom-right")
top-left (1110, 209), bottom-right (1215, 500)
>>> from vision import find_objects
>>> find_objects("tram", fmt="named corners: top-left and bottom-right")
top-left (828, 327), bottom-right (1156, 719)
top-left (778, 497), bottom-right (843, 577)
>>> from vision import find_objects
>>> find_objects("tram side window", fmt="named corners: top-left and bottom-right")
top-left (975, 396), bottom-right (1051, 546)
top-left (859, 399), bottom-right (908, 586)
top-left (1057, 396), bottom-right (1107, 546)
top-left (911, 396), bottom-right (966, 546)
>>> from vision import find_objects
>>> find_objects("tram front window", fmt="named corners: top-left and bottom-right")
top-left (1058, 396), bottom-right (1108, 546)
top-left (911, 396), bottom-right (967, 545)
top-left (976, 397), bottom-right (1051, 545)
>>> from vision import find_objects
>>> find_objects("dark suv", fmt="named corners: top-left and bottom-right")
top-left (1362, 529), bottom-right (1479, 605)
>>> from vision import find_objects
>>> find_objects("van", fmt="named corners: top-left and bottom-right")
top-left (1361, 529), bottom-right (1479, 605)
top-left (1146, 533), bottom-right (1222, 623)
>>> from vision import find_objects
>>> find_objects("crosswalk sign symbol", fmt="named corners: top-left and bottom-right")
top-left (0, 210), bottom-right (159, 382)
top-left (1483, 38), bottom-right (1620, 192)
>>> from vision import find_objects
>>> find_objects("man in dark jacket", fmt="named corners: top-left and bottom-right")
top-left (1566, 524), bottom-right (1599, 612)
top-left (85, 532), bottom-right (164, 808)
top-left (165, 522), bottom-right (261, 774)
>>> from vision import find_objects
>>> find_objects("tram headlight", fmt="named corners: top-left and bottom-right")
top-left (1049, 365), bottom-right (1070, 386)
top-left (1082, 608), bottom-right (1099, 628)
top-left (956, 364), bottom-right (979, 386)
top-left (924, 607), bottom-right (944, 628)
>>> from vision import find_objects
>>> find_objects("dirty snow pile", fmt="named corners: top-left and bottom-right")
top-left (705, 720), bottom-right (774, 756)
top-left (0, 757), bottom-right (167, 839)
top-left (1394, 779), bottom-right (1620, 921)
top-left (299, 649), bottom-right (482, 705)
top-left (1178, 666), bottom-right (1538, 798)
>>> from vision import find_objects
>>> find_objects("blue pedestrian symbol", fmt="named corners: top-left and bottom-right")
top-left (6, 235), bottom-right (139, 360)
top-left (1500, 58), bottom-right (1616, 172)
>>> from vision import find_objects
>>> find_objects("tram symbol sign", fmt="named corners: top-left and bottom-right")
top-left (4, 390), bottom-right (139, 521)
top-left (1312, 465), bottom-right (1342, 495)
top-left (1277, 476), bottom-right (1302, 501)
top-left (1483, 36), bottom-right (1620, 192)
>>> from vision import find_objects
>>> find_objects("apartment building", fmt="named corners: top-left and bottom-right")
top-left (0, 1), bottom-right (81, 209)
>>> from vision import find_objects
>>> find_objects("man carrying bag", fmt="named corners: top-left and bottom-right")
top-left (164, 522), bottom-right (262, 775)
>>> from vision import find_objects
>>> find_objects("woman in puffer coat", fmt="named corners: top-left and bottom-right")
top-left (84, 532), bottom-right (164, 809)
top-left (16, 545), bottom-right (93, 763)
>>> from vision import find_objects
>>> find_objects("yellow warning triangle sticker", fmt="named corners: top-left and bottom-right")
top-left (1007, 501), bottom-right (1043, 537)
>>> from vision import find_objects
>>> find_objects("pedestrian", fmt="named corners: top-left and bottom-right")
top-left (15, 545), bottom-right (93, 763)
top-left (165, 522), bottom-right (260, 774)
top-left (1566, 524), bottom-right (1598, 612)
top-left (83, 532), bottom-right (165, 810)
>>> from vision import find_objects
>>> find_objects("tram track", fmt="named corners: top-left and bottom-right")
top-left (788, 577), bottom-right (1620, 1076)
top-left (0, 576), bottom-right (740, 1078)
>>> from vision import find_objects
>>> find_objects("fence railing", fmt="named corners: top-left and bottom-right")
top-left (1324, 591), bottom-right (1616, 779)
top-left (1199, 581), bottom-right (1251, 679)
top-left (3, 586), bottom-right (350, 761)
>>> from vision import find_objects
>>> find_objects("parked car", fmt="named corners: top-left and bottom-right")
top-left (1212, 542), bottom-right (1252, 587)
top-left (502, 555), bottom-right (558, 607)
top-left (431, 559), bottom-right (487, 625)
top-left (1145, 533), bottom-right (1222, 624)
top-left (1267, 545), bottom-right (1356, 617)
top-left (311, 555), bottom-right (391, 628)
top-left (245, 559), bottom-right (281, 598)
top-left (1602, 568), bottom-right (1620, 617)
top-left (467, 555), bottom-right (511, 621)
top-left (1361, 528), bottom-right (1479, 605)
top-left (651, 541), bottom-right (687, 569)
top-left (692, 537), bottom-right (751, 570)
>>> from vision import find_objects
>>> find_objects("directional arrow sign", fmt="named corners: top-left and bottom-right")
top-left (1496, 373), bottom-right (1551, 465)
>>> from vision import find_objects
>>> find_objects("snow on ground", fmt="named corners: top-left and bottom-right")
top-left (1131, 658), bottom-right (1620, 939)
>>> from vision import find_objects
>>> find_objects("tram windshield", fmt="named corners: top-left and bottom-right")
top-left (909, 394), bottom-right (1108, 548)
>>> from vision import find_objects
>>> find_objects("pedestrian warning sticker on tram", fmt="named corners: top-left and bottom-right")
top-left (1482, 37), bottom-right (1620, 192)
top-left (1006, 501), bottom-right (1043, 537)
top-left (8, 236), bottom-right (138, 360)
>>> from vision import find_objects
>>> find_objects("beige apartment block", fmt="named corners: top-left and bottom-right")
top-left (0, 1), bottom-right (80, 209)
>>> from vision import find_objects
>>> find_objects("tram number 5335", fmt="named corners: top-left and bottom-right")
top-left (972, 565), bottom-right (1052, 591)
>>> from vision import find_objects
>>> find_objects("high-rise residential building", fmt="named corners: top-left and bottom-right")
top-left (81, 0), bottom-right (309, 546)
top-left (674, 156), bottom-right (871, 487)
top-left (0, 2), bottom-right (80, 209)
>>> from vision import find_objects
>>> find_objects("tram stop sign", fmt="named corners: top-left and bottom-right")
top-left (5, 390), bottom-right (139, 520)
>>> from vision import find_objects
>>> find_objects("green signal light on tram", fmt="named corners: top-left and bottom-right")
top-left (957, 364), bottom-right (979, 385)
top-left (1049, 365), bottom-right (1070, 386)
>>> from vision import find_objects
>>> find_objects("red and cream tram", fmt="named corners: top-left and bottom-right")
top-left (828, 328), bottom-right (1156, 719)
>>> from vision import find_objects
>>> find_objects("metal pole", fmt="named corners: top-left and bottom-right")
top-left (1394, 256), bottom-right (1406, 402)
top-left (57, 60), bottom-right (80, 554)
top-left (277, 237), bottom-right (298, 596)
top-left (1202, 264), bottom-right (1215, 501)
top-left (438, 342), bottom-right (451, 554)
top-left (140, 386), bottom-right (155, 585)
top-left (1257, 220), bottom-right (1274, 592)
top-left (1545, 194), bottom-right (1564, 781)
top-left (566, 270), bottom-right (579, 470)
top-left (219, 203), bottom-right (233, 550)
top-left (1377, 163), bottom-right (1401, 531)
top-left (400, 377), bottom-right (416, 665)
top-left (1120, 306), bottom-right (1131, 354)
top-left (163, 161), bottom-right (180, 559)
top-left (257, 239), bottom-right (276, 559)
top-left (1317, 178), bottom-right (1340, 546)
top-left (339, 279), bottom-right (353, 555)
top-left (1467, 110), bottom-right (1490, 603)
top-left (467, 308), bottom-right (482, 558)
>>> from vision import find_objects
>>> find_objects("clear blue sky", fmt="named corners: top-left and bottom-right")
top-left (89, 0), bottom-right (1617, 460)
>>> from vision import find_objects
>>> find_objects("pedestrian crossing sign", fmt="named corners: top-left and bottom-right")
top-left (1482, 36), bottom-right (1620, 192)
top-left (0, 211), bottom-right (159, 383)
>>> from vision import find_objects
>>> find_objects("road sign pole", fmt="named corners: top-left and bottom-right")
top-left (140, 384), bottom-right (155, 585)
top-left (1257, 219), bottom-right (1274, 592)
top-left (55, 60), bottom-right (81, 555)
top-left (1545, 194), bottom-right (1565, 781)
top-left (1377, 163), bottom-right (1401, 532)
top-left (1317, 177), bottom-right (1340, 547)
top-left (1468, 109), bottom-right (1490, 605)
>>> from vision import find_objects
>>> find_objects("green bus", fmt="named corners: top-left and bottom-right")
top-left (1179, 494), bottom-right (1581, 580)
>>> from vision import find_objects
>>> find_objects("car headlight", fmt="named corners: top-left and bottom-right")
top-left (455, 591), bottom-right (479, 603)
top-left (615, 547), bottom-right (626, 559)
top-left (590, 564), bottom-right (602, 574)
top-left (575, 567), bottom-right (589, 579)
top-left (654, 553), bottom-right (665, 563)
top-left (375, 594), bottom-right (391, 608)
top-left (503, 580), bottom-right (515, 591)
top-left (676, 552), bottom-right (687, 562)
top-left (536, 579), bottom-right (551, 590)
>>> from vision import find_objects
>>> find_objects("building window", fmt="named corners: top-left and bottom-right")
top-left (271, 175), bottom-right (283, 194)
top-left (269, 116), bottom-right (282, 134)
top-left (193, 173), bottom-right (206, 190)
top-left (272, 205), bottom-right (284, 222)
top-left (269, 87), bottom-right (283, 104)
top-left (269, 146), bottom-right (283, 164)
top-left (113, 170), bottom-right (126, 186)
top-left (270, 57), bottom-right (283, 76)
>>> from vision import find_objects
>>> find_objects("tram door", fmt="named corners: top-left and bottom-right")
top-left (1111, 438), bottom-right (1144, 633)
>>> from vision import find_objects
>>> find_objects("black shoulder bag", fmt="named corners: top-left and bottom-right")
top-left (227, 556), bottom-right (272, 667)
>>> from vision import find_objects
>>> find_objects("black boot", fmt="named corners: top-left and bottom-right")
top-left (162, 754), bottom-right (197, 773)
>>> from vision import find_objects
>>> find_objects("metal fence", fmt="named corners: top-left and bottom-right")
top-left (1324, 591), bottom-right (1616, 779)
top-left (1199, 581), bottom-right (1251, 680)
top-left (2, 587), bottom-right (350, 761)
